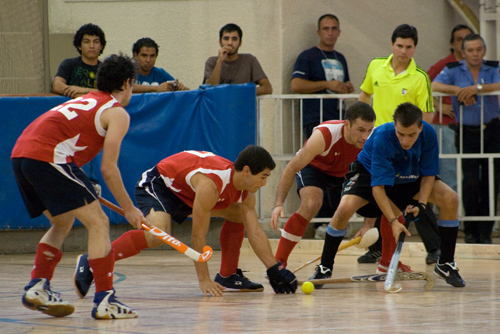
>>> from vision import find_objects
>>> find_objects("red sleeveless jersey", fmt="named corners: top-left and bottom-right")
top-left (156, 151), bottom-right (248, 210)
top-left (307, 120), bottom-right (361, 177)
top-left (11, 91), bottom-right (121, 166)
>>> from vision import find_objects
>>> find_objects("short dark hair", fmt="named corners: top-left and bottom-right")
top-left (132, 37), bottom-right (159, 55)
top-left (391, 24), bottom-right (418, 46)
top-left (345, 101), bottom-right (376, 123)
top-left (234, 145), bottom-right (275, 174)
top-left (219, 23), bottom-right (242, 40)
top-left (317, 14), bottom-right (339, 29)
top-left (449, 24), bottom-right (473, 52)
top-left (393, 103), bottom-right (423, 128)
top-left (96, 54), bottom-right (138, 93)
top-left (462, 33), bottom-right (485, 50)
top-left (73, 23), bottom-right (106, 55)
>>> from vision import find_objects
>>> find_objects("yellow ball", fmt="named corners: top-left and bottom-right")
top-left (301, 281), bottom-right (314, 294)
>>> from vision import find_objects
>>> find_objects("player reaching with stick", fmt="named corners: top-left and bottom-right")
top-left (75, 146), bottom-right (297, 297)
top-left (311, 103), bottom-right (465, 288)
top-left (271, 102), bottom-right (376, 272)
top-left (11, 54), bottom-right (144, 319)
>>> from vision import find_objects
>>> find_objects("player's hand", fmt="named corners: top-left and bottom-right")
top-left (327, 80), bottom-right (348, 94)
top-left (63, 85), bottom-right (83, 98)
top-left (354, 222), bottom-right (372, 238)
top-left (404, 203), bottom-right (427, 222)
top-left (218, 46), bottom-right (232, 61)
top-left (123, 206), bottom-right (145, 229)
top-left (344, 81), bottom-right (355, 93)
top-left (456, 86), bottom-right (478, 105)
top-left (391, 219), bottom-right (410, 242)
top-left (439, 103), bottom-right (455, 119)
top-left (266, 262), bottom-right (297, 294)
top-left (154, 82), bottom-right (173, 92)
top-left (199, 278), bottom-right (225, 297)
top-left (270, 205), bottom-right (285, 230)
top-left (176, 81), bottom-right (187, 91)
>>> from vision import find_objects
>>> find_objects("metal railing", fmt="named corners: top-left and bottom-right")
top-left (256, 92), bottom-right (500, 224)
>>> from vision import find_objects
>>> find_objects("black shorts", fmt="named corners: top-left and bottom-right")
top-left (134, 168), bottom-right (192, 224)
top-left (296, 164), bottom-right (344, 210)
top-left (11, 158), bottom-right (98, 218)
top-left (343, 160), bottom-right (437, 217)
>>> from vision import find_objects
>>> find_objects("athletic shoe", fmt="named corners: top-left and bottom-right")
top-left (426, 249), bottom-right (441, 265)
top-left (357, 250), bottom-right (382, 263)
top-left (433, 261), bottom-right (466, 287)
top-left (308, 264), bottom-right (332, 289)
top-left (22, 278), bottom-right (74, 317)
top-left (214, 268), bottom-right (264, 292)
top-left (376, 261), bottom-right (413, 274)
top-left (74, 254), bottom-right (94, 298)
top-left (91, 290), bottom-right (138, 319)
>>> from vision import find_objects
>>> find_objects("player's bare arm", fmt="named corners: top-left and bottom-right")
top-left (100, 106), bottom-right (144, 229)
top-left (190, 173), bottom-right (225, 296)
top-left (271, 130), bottom-right (326, 229)
top-left (256, 78), bottom-right (273, 96)
top-left (204, 49), bottom-right (230, 86)
top-left (291, 77), bottom-right (347, 94)
top-left (372, 185), bottom-right (410, 240)
top-left (358, 90), bottom-right (373, 105)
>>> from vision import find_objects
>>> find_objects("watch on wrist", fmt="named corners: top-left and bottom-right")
top-left (477, 83), bottom-right (483, 91)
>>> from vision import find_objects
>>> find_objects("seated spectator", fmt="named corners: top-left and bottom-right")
top-left (52, 23), bottom-right (106, 98)
top-left (132, 37), bottom-right (189, 93)
top-left (203, 23), bottom-right (272, 96)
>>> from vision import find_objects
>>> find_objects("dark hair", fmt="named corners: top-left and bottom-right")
top-left (234, 145), bottom-right (275, 174)
top-left (219, 23), bottom-right (242, 40)
top-left (461, 33), bottom-right (485, 50)
top-left (96, 54), bottom-right (138, 93)
top-left (73, 23), bottom-right (106, 55)
top-left (393, 103), bottom-right (423, 128)
top-left (317, 14), bottom-right (339, 29)
top-left (449, 24), bottom-right (473, 53)
top-left (391, 24), bottom-right (418, 46)
top-left (345, 101), bottom-right (376, 123)
top-left (132, 37), bottom-right (159, 55)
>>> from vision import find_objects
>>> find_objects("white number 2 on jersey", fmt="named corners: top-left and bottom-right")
top-left (51, 97), bottom-right (97, 120)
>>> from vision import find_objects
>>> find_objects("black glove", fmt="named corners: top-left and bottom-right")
top-left (405, 203), bottom-right (426, 222)
top-left (266, 262), bottom-right (297, 294)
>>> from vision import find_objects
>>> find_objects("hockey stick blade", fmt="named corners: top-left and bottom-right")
top-left (98, 197), bottom-right (213, 262)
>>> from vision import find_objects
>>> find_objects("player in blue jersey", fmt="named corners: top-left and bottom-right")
top-left (310, 102), bottom-right (465, 288)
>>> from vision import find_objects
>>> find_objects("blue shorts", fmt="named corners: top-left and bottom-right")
top-left (134, 166), bottom-right (192, 224)
top-left (295, 164), bottom-right (344, 210)
top-left (343, 160), bottom-right (438, 217)
top-left (11, 158), bottom-right (98, 218)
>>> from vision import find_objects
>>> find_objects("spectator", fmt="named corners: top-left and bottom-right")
top-left (132, 37), bottom-right (189, 93)
top-left (432, 33), bottom-right (500, 244)
top-left (52, 23), bottom-right (106, 98)
top-left (291, 13), bottom-right (354, 139)
top-left (203, 23), bottom-right (272, 96)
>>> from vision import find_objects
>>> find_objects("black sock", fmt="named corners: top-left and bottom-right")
top-left (439, 226), bottom-right (459, 263)
top-left (320, 233), bottom-right (344, 270)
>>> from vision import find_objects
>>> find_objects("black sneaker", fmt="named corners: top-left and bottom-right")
top-left (433, 261), bottom-right (465, 287)
top-left (308, 265), bottom-right (332, 289)
top-left (74, 254), bottom-right (94, 298)
top-left (214, 269), bottom-right (264, 292)
top-left (357, 250), bottom-right (382, 263)
top-left (426, 249), bottom-right (441, 265)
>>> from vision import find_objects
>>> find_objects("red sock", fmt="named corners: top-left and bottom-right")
top-left (219, 220), bottom-right (245, 277)
top-left (379, 215), bottom-right (397, 267)
top-left (89, 250), bottom-right (114, 293)
top-left (31, 243), bottom-right (62, 280)
top-left (275, 212), bottom-right (309, 268)
top-left (111, 230), bottom-right (149, 261)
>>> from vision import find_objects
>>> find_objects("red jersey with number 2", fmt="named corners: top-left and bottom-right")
top-left (11, 91), bottom-right (120, 166)
top-left (156, 151), bottom-right (248, 210)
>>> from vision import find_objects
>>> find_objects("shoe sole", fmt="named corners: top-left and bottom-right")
top-left (223, 287), bottom-right (264, 292)
top-left (92, 312), bottom-right (139, 320)
top-left (73, 254), bottom-right (93, 298)
top-left (22, 295), bottom-right (74, 317)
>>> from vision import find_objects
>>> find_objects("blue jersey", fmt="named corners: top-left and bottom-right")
top-left (137, 67), bottom-right (174, 86)
top-left (358, 121), bottom-right (439, 186)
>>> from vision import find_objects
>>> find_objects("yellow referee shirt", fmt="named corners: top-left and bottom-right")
top-left (360, 54), bottom-right (434, 126)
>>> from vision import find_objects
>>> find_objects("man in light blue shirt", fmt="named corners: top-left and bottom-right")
top-left (433, 33), bottom-right (500, 244)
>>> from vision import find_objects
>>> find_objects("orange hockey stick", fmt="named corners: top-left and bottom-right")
top-left (98, 197), bottom-right (213, 263)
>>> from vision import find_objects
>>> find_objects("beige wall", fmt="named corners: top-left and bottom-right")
top-left (47, 0), bottom-right (479, 95)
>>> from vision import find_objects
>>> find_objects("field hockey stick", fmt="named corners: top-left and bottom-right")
top-left (384, 215), bottom-right (413, 293)
top-left (98, 197), bottom-right (213, 263)
top-left (301, 272), bottom-right (434, 291)
top-left (292, 227), bottom-right (379, 274)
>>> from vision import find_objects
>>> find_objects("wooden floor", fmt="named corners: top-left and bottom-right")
top-left (1, 240), bottom-right (500, 334)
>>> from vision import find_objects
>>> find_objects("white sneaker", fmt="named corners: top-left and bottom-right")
top-left (22, 278), bottom-right (74, 317)
top-left (92, 290), bottom-right (138, 319)
top-left (314, 224), bottom-right (328, 239)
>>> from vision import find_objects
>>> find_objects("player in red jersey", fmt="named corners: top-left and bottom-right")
top-left (271, 102), bottom-right (376, 274)
top-left (11, 54), bottom-right (143, 319)
top-left (75, 146), bottom-right (297, 297)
